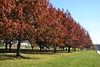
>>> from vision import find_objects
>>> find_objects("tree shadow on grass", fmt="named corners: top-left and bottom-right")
top-left (0, 55), bottom-right (16, 60)
top-left (0, 49), bottom-right (74, 56)
top-left (23, 52), bottom-right (54, 55)
top-left (0, 54), bottom-right (40, 60)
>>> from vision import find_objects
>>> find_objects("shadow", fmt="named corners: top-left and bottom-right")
top-left (23, 52), bottom-right (54, 55)
top-left (0, 55), bottom-right (17, 60)
top-left (0, 54), bottom-right (40, 60)
top-left (16, 55), bottom-right (40, 59)
top-left (0, 49), bottom-right (73, 55)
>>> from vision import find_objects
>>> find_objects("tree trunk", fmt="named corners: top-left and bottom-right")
top-left (68, 46), bottom-right (70, 52)
top-left (66, 48), bottom-right (67, 50)
top-left (63, 47), bottom-right (64, 51)
top-left (9, 42), bottom-right (12, 53)
top-left (54, 45), bottom-right (56, 53)
top-left (31, 46), bottom-right (34, 50)
top-left (74, 48), bottom-right (76, 52)
top-left (5, 42), bottom-right (8, 50)
top-left (16, 35), bottom-right (21, 56)
top-left (80, 48), bottom-right (82, 51)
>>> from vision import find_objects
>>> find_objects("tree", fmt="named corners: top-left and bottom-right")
top-left (0, 0), bottom-right (49, 56)
top-left (61, 10), bottom-right (75, 52)
top-left (0, 0), bottom-right (93, 54)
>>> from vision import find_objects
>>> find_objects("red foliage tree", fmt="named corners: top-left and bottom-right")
top-left (0, 0), bottom-right (93, 54)
top-left (0, 0), bottom-right (49, 56)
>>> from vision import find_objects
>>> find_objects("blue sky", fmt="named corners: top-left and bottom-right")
top-left (50, 0), bottom-right (100, 44)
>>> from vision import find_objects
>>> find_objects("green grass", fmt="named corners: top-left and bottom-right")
top-left (0, 47), bottom-right (17, 49)
top-left (0, 50), bottom-right (100, 67)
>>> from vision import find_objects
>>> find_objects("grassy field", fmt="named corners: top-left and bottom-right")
top-left (0, 50), bottom-right (100, 67)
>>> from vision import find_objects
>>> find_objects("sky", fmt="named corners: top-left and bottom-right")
top-left (49, 0), bottom-right (100, 44)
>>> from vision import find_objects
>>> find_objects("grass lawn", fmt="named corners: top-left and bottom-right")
top-left (0, 50), bottom-right (100, 67)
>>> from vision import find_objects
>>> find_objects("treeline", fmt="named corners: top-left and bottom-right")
top-left (0, 0), bottom-right (93, 56)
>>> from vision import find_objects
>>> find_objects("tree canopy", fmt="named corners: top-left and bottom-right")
top-left (0, 0), bottom-right (93, 56)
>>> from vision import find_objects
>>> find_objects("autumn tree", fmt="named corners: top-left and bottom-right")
top-left (0, 0), bottom-right (93, 54)
top-left (61, 10), bottom-right (75, 52)
top-left (0, 0), bottom-right (50, 56)
top-left (44, 4), bottom-right (65, 53)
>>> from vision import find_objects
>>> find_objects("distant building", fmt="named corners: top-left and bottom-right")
top-left (94, 44), bottom-right (100, 50)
